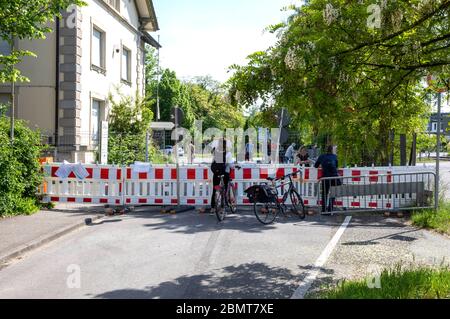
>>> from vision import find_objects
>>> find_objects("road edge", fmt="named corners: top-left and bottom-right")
top-left (0, 214), bottom-right (106, 268)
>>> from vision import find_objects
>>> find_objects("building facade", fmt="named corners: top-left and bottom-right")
top-left (0, 0), bottom-right (160, 163)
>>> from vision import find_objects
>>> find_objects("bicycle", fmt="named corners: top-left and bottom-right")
top-left (253, 170), bottom-right (306, 225)
top-left (214, 166), bottom-right (241, 222)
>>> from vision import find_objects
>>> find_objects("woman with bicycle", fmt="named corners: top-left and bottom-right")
top-left (210, 138), bottom-right (234, 215)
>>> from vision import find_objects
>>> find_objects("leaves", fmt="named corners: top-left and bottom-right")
top-left (228, 0), bottom-right (449, 165)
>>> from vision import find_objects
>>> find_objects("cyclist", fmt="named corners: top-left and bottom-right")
top-left (314, 145), bottom-right (341, 213)
top-left (210, 138), bottom-right (235, 215)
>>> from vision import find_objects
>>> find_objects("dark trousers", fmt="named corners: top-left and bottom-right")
top-left (321, 179), bottom-right (340, 213)
top-left (211, 172), bottom-right (230, 208)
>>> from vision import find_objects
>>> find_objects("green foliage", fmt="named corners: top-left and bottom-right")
top-left (108, 92), bottom-right (154, 165)
top-left (228, 0), bottom-right (450, 166)
top-left (0, 115), bottom-right (43, 216)
top-left (0, 0), bottom-right (86, 83)
top-left (145, 48), bottom-right (245, 134)
top-left (313, 264), bottom-right (450, 299)
top-left (412, 203), bottom-right (450, 235)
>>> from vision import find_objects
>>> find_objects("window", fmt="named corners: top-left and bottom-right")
top-left (121, 46), bottom-right (131, 83)
top-left (432, 123), bottom-right (438, 132)
top-left (106, 0), bottom-right (120, 12)
top-left (91, 100), bottom-right (101, 146)
top-left (91, 27), bottom-right (105, 71)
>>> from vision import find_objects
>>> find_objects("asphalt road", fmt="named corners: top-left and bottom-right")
top-left (0, 209), bottom-right (350, 299)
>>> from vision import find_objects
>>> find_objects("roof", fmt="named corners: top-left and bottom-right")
top-left (142, 32), bottom-right (161, 49)
top-left (135, 0), bottom-right (159, 32)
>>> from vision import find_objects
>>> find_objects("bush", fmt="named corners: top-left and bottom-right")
top-left (0, 116), bottom-right (43, 216)
top-left (412, 203), bottom-right (450, 235)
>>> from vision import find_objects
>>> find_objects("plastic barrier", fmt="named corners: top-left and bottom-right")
top-left (40, 163), bottom-right (433, 209)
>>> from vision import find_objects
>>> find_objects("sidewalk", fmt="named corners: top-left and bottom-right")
top-left (0, 204), bottom-right (105, 267)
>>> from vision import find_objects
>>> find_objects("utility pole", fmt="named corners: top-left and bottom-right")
top-left (10, 37), bottom-right (15, 143)
top-left (156, 35), bottom-right (161, 121)
top-left (435, 92), bottom-right (442, 209)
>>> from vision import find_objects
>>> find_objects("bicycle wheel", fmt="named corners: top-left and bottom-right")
top-left (254, 201), bottom-right (279, 225)
top-left (290, 190), bottom-right (306, 220)
top-left (227, 184), bottom-right (237, 214)
top-left (215, 189), bottom-right (227, 222)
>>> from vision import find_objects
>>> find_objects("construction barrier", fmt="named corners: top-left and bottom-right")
top-left (39, 163), bottom-right (434, 210)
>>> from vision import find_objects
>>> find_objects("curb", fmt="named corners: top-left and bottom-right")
top-left (0, 214), bottom-right (106, 268)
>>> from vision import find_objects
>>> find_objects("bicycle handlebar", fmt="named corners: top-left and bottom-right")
top-left (266, 167), bottom-right (303, 182)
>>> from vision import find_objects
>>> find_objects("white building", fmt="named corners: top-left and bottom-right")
top-left (0, 0), bottom-right (160, 163)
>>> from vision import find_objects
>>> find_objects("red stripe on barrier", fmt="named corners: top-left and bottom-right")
top-left (387, 172), bottom-right (392, 183)
top-left (155, 169), bottom-right (164, 180)
top-left (304, 169), bottom-right (310, 180)
top-left (335, 201), bottom-right (343, 206)
top-left (203, 169), bottom-right (209, 180)
top-left (204, 199), bottom-right (208, 204)
top-left (127, 168), bottom-right (132, 179)
top-left (386, 203), bottom-right (392, 208)
top-left (318, 169), bottom-right (323, 180)
top-left (172, 169), bottom-right (177, 180)
top-left (243, 198), bottom-right (251, 204)
top-left (339, 169), bottom-right (344, 177)
top-left (351, 202), bottom-right (360, 207)
top-left (172, 199), bottom-right (178, 205)
top-left (369, 202), bottom-right (378, 208)
top-left (51, 197), bottom-right (59, 202)
top-left (304, 200), bottom-right (309, 205)
top-left (352, 171), bottom-right (361, 182)
top-left (155, 198), bottom-right (163, 204)
top-left (68, 198), bottom-right (76, 203)
top-left (230, 169), bottom-right (235, 180)
top-left (139, 172), bottom-right (148, 179)
top-left (51, 167), bottom-right (58, 177)
top-left (116, 199), bottom-right (120, 205)
top-left (139, 199), bottom-right (147, 204)
top-left (101, 169), bottom-right (109, 180)
top-left (85, 168), bottom-right (93, 179)
top-left (369, 171), bottom-right (379, 182)
top-left (277, 168), bottom-right (285, 179)
top-left (117, 169), bottom-right (122, 181)
top-left (187, 169), bottom-right (196, 180)
top-left (260, 168), bottom-right (268, 179)
top-left (83, 198), bottom-right (92, 203)
top-left (243, 168), bottom-right (252, 180)
top-left (100, 199), bottom-right (108, 204)
top-left (126, 199), bottom-right (131, 204)
top-left (187, 199), bottom-right (196, 205)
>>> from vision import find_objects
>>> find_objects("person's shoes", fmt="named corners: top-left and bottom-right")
top-left (210, 208), bottom-right (216, 216)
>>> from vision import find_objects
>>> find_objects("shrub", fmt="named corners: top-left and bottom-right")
top-left (0, 115), bottom-right (43, 216)
top-left (412, 203), bottom-right (450, 235)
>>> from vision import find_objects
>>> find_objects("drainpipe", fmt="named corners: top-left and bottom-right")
top-left (55, 16), bottom-right (60, 151)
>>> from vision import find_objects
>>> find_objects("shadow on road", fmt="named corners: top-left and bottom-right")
top-left (92, 262), bottom-right (336, 299)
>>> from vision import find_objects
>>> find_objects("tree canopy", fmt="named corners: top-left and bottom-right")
top-left (228, 0), bottom-right (450, 165)
top-left (0, 0), bottom-right (85, 83)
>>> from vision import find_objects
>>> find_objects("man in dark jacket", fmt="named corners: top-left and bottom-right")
top-left (315, 145), bottom-right (341, 213)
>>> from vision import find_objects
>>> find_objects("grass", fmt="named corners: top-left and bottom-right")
top-left (313, 264), bottom-right (450, 299)
top-left (412, 203), bottom-right (450, 235)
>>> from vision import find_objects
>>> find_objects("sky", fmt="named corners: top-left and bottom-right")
top-left (152, 0), bottom-right (300, 83)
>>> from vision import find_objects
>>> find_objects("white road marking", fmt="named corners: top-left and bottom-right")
top-left (291, 216), bottom-right (352, 299)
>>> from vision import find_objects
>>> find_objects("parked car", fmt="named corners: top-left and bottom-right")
top-left (163, 146), bottom-right (184, 157)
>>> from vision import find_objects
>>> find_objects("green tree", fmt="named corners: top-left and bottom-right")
top-left (0, 0), bottom-right (86, 83)
top-left (108, 93), bottom-right (154, 165)
top-left (228, 0), bottom-right (450, 165)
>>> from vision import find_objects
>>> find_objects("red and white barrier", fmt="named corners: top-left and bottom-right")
top-left (40, 163), bottom-right (433, 210)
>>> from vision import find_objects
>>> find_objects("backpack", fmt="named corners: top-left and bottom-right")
top-left (244, 185), bottom-right (278, 203)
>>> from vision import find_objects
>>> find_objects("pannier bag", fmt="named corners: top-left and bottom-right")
top-left (244, 185), bottom-right (278, 203)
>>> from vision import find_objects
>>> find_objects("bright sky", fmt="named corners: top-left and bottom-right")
top-left (152, 0), bottom-right (300, 83)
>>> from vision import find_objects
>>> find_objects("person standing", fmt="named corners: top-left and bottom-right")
top-left (315, 145), bottom-right (341, 213)
top-left (296, 146), bottom-right (312, 167)
top-left (285, 143), bottom-right (296, 164)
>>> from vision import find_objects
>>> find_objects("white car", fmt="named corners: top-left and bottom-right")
top-left (163, 146), bottom-right (184, 157)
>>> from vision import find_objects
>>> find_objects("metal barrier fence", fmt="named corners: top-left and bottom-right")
top-left (318, 171), bottom-right (436, 215)
top-left (39, 163), bottom-right (435, 212)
